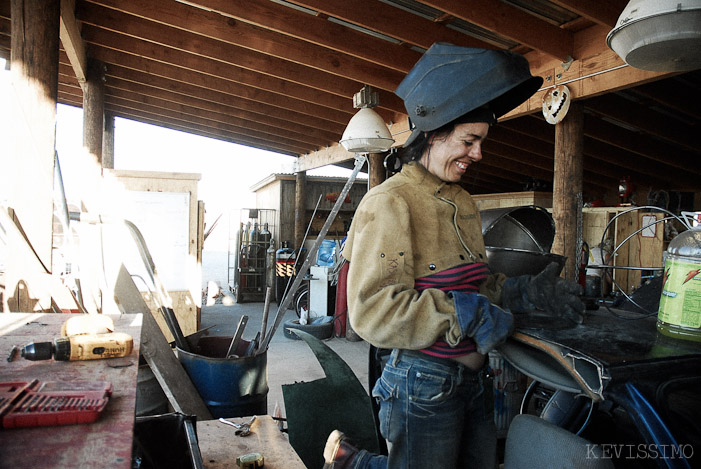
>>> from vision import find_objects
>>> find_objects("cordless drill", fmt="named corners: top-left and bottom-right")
top-left (20, 332), bottom-right (133, 361)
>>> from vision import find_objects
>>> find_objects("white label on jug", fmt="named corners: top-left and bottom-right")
top-left (658, 258), bottom-right (701, 328)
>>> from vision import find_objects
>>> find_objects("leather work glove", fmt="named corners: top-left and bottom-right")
top-left (451, 291), bottom-right (514, 355)
top-left (502, 262), bottom-right (585, 324)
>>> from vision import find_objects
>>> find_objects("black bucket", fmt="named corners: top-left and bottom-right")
top-left (177, 336), bottom-right (268, 418)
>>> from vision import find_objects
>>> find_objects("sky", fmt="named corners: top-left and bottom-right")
top-left (0, 57), bottom-right (359, 254)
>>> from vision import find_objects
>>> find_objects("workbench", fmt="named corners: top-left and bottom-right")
top-left (0, 313), bottom-right (142, 469)
top-left (198, 415), bottom-right (306, 468)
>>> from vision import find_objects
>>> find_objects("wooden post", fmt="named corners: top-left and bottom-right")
top-left (552, 103), bottom-right (584, 281)
top-left (103, 111), bottom-right (115, 169)
top-left (368, 153), bottom-right (385, 188)
top-left (294, 170), bottom-right (306, 250)
top-left (6, 0), bottom-right (60, 311)
top-left (83, 58), bottom-right (105, 169)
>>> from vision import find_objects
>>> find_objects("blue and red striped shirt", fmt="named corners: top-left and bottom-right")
top-left (416, 262), bottom-right (489, 358)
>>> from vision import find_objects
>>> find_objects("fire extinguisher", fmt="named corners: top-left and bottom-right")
top-left (578, 241), bottom-right (589, 289)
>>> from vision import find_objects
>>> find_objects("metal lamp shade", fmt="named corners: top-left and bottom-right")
top-left (607, 0), bottom-right (701, 72)
top-left (339, 108), bottom-right (395, 153)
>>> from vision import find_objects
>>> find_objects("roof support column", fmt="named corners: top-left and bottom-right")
top-left (5, 0), bottom-right (60, 311)
top-left (368, 153), bottom-right (386, 188)
top-left (552, 102), bottom-right (584, 282)
top-left (83, 58), bottom-right (105, 170)
top-left (294, 170), bottom-right (306, 250)
top-left (103, 111), bottom-right (115, 169)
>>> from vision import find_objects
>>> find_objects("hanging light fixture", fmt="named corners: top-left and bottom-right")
top-left (339, 86), bottom-right (395, 153)
top-left (607, 0), bottom-right (701, 72)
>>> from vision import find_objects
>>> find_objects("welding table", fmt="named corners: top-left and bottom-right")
top-left (0, 313), bottom-right (142, 469)
top-left (498, 307), bottom-right (701, 466)
top-left (499, 307), bottom-right (701, 401)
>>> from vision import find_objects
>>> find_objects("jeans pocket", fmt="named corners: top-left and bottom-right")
top-left (408, 369), bottom-right (455, 419)
top-left (372, 376), bottom-right (395, 440)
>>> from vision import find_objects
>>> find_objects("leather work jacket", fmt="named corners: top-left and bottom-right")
top-left (343, 162), bottom-right (507, 350)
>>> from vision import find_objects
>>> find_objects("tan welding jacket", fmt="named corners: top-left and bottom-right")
top-left (343, 162), bottom-right (507, 350)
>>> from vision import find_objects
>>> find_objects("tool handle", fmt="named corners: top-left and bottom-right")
top-left (227, 315), bottom-right (248, 357)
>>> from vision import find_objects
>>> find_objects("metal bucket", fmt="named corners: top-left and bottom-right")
top-left (177, 336), bottom-right (268, 418)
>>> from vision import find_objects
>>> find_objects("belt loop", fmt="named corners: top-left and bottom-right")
top-left (391, 349), bottom-right (401, 366)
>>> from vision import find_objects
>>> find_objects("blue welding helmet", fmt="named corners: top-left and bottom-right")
top-left (396, 43), bottom-right (543, 146)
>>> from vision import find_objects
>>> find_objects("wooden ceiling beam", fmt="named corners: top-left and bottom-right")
top-left (585, 94), bottom-right (701, 153)
top-left (185, 0), bottom-right (422, 73)
top-left (106, 108), bottom-right (302, 156)
top-left (59, 0), bottom-right (87, 87)
top-left (78, 6), bottom-right (405, 113)
top-left (57, 78), bottom-right (314, 151)
top-left (628, 76), bottom-right (701, 121)
top-left (57, 66), bottom-right (342, 149)
top-left (105, 103), bottom-right (306, 155)
top-left (548, 0), bottom-right (627, 28)
top-left (78, 38), bottom-right (354, 127)
top-left (94, 62), bottom-right (347, 132)
top-left (584, 138), bottom-right (700, 190)
top-left (98, 70), bottom-right (344, 141)
top-left (82, 0), bottom-right (405, 93)
top-left (102, 87), bottom-right (332, 149)
top-left (106, 94), bottom-right (317, 150)
top-left (420, 0), bottom-right (573, 60)
top-left (82, 28), bottom-right (358, 116)
top-left (289, 0), bottom-right (495, 51)
top-left (582, 114), bottom-right (701, 175)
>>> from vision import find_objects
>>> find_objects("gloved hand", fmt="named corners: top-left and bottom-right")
top-left (502, 262), bottom-right (584, 324)
top-left (451, 291), bottom-right (514, 354)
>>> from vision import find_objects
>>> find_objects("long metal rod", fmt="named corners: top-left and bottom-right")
top-left (260, 153), bottom-right (367, 350)
top-left (280, 193), bottom-right (323, 304)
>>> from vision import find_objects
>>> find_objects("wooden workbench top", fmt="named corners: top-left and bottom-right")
top-left (0, 313), bottom-right (142, 469)
top-left (198, 415), bottom-right (305, 468)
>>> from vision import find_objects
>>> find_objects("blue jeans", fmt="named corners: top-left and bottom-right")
top-left (350, 349), bottom-right (497, 468)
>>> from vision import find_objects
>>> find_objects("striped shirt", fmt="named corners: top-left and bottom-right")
top-left (416, 262), bottom-right (489, 358)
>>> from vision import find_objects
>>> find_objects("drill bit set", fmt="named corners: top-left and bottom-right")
top-left (0, 379), bottom-right (113, 429)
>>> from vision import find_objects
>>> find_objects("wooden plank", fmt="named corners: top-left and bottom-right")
top-left (198, 416), bottom-right (305, 468)
top-left (113, 263), bottom-right (212, 420)
top-left (140, 307), bottom-right (212, 420)
top-left (59, 0), bottom-right (87, 86)
top-left (472, 191), bottom-right (553, 211)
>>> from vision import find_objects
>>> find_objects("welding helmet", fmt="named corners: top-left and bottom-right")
top-left (395, 43), bottom-right (543, 146)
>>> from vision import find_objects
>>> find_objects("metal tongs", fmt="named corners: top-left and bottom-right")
top-left (218, 416), bottom-right (256, 436)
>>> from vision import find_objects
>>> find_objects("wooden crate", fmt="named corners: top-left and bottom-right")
top-left (103, 169), bottom-right (202, 340)
top-left (582, 207), bottom-right (664, 295)
top-left (472, 191), bottom-right (553, 210)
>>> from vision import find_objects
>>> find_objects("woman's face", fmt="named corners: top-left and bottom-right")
top-left (420, 122), bottom-right (489, 183)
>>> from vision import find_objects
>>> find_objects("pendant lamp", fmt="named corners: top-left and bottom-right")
top-left (340, 86), bottom-right (394, 154)
top-left (607, 0), bottom-right (701, 72)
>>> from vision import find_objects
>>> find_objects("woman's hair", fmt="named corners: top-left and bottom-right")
top-left (398, 121), bottom-right (451, 164)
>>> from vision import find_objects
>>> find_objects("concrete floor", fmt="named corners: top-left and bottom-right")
top-left (199, 301), bottom-right (371, 418)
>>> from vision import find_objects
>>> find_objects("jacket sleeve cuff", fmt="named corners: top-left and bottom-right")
top-left (451, 291), bottom-right (514, 355)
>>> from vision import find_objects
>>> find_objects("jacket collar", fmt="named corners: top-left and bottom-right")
top-left (402, 162), bottom-right (464, 198)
